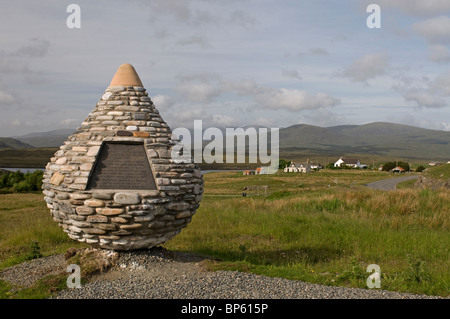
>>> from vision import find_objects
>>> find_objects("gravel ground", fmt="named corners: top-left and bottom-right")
top-left (2, 247), bottom-right (440, 300)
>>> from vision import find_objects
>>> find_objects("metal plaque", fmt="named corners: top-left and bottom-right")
top-left (87, 142), bottom-right (157, 190)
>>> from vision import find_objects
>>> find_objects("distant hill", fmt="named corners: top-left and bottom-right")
top-left (12, 129), bottom-right (75, 147)
top-left (279, 122), bottom-right (450, 162)
top-left (0, 122), bottom-right (448, 168)
top-left (0, 137), bottom-right (33, 149)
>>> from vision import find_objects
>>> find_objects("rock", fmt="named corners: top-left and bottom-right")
top-left (50, 172), bottom-right (65, 186)
top-left (114, 193), bottom-right (141, 205)
top-left (84, 199), bottom-right (105, 207)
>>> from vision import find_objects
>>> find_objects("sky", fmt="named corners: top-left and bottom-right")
top-left (1, 0), bottom-right (450, 137)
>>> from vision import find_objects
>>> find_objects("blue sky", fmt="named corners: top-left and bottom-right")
top-left (1, 0), bottom-right (450, 136)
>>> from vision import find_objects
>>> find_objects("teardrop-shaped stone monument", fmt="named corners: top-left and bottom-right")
top-left (42, 63), bottom-right (203, 250)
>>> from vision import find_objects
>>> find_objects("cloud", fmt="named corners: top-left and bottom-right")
top-left (14, 38), bottom-right (50, 58)
top-left (340, 53), bottom-right (389, 83)
top-left (152, 94), bottom-right (175, 109)
top-left (176, 81), bottom-right (221, 103)
top-left (281, 69), bottom-right (302, 80)
top-left (176, 35), bottom-right (211, 48)
top-left (376, 0), bottom-right (450, 17)
top-left (175, 72), bottom-right (340, 111)
top-left (412, 16), bottom-right (450, 44)
top-left (430, 70), bottom-right (450, 95)
top-left (429, 44), bottom-right (450, 63)
top-left (58, 118), bottom-right (78, 127)
top-left (403, 90), bottom-right (447, 108)
top-left (441, 122), bottom-right (450, 131)
top-left (394, 70), bottom-right (450, 108)
top-left (254, 88), bottom-right (341, 111)
top-left (228, 10), bottom-right (257, 28)
top-left (308, 48), bottom-right (329, 56)
top-left (0, 91), bottom-right (16, 105)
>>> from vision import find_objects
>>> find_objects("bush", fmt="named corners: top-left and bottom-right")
top-left (0, 170), bottom-right (43, 192)
top-left (416, 165), bottom-right (426, 173)
top-left (382, 161), bottom-right (410, 172)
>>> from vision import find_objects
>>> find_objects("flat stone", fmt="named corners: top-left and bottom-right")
top-left (107, 101), bottom-right (124, 105)
top-left (55, 157), bottom-right (67, 165)
top-left (87, 146), bottom-right (101, 156)
top-left (87, 215), bottom-right (109, 223)
top-left (117, 130), bottom-right (133, 136)
top-left (114, 193), bottom-right (141, 205)
top-left (97, 208), bottom-right (125, 216)
top-left (120, 223), bottom-right (144, 230)
top-left (80, 163), bottom-right (93, 171)
top-left (167, 202), bottom-right (190, 211)
top-left (50, 172), bottom-right (65, 186)
top-left (171, 179), bottom-right (187, 185)
top-left (92, 192), bottom-right (113, 200)
top-left (76, 206), bottom-right (95, 216)
top-left (84, 199), bottom-right (105, 207)
top-left (134, 214), bottom-right (155, 222)
top-left (175, 210), bottom-right (191, 219)
top-left (133, 131), bottom-right (149, 138)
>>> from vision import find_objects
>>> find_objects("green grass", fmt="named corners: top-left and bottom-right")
top-left (0, 170), bottom-right (448, 298)
top-left (424, 164), bottom-right (450, 180)
top-left (396, 179), bottom-right (417, 189)
top-left (164, 170), bottom-right (450, 297)
top-left (0, 193), bottom-right (87, 270)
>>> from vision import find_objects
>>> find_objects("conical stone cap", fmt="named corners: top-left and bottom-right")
top-left (109, 63), bottom-right (143, 87)
top-left (42, 64), bottom-right (203, 250)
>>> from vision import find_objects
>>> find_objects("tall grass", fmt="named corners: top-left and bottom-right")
top-left (0, 194), bottom-right (86, 269)
top-left (165, 170), bottom-right (450, 296)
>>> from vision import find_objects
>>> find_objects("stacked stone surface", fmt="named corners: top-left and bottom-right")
top-left (42, 64), bottom-right (203, 250)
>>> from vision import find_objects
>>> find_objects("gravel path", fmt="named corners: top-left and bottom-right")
top-left (2, 248), bottom-right (440, 299)
top-left (366, 175), bottom-right (419, 191)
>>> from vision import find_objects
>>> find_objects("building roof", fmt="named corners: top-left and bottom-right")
top-left (109, 63), bottom-right (144, 87)
top-left (391, 166), bottom-right (405, 171)
top-left (340, 158), bottom-right (360, 164)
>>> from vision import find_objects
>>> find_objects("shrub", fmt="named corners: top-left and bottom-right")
top-left (416, 165), bottom-right (426, 173)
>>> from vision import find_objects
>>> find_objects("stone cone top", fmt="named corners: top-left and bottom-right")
top-left (109, 63), bottom-right (143, 87)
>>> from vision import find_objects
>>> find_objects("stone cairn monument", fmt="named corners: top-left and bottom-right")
top-left (42, 64), bottom-right (203, 250)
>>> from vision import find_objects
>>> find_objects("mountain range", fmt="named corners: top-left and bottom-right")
top-left (1, 122), bottom-right (449, 164)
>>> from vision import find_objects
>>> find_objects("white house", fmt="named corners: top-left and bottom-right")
top-left (284, 162), bottom-right (312, 173)
top-left (334, 157), bottom-right (366, 168)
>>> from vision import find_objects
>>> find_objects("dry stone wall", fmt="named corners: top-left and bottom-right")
top-left (42, 84), bottom-right (203, 250)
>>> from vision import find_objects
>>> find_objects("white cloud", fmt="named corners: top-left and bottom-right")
top-left (413, 16), bottom-right (450, 44)
top-left (212, 114), bottom-right (237, 127)
top-left (394, 70), bottom-right (450, 108)
top-left (429, 44), bottom-right (450, 63)
top-left (152, 94), bottom-right (175, 109)
top-left (377, 0), bottom-right (450, 16)
top-left (59, 118), bottom-right (78, 127)
top-left (0, 91), bottom-right (16, 104)
top-left (255, 88), bottom-right (341, 111)
top-left (341, 53), bottom-right (389, 83)
top-left (403, 90), bottom-right (447, 108)
top-left (430, 71), bottom-right (450, 95)
top-left (176, 82), bottom-right (221, 103)
top-left (441, 122), bottom-right (450, 131)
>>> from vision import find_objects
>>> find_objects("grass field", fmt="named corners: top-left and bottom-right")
top-left (0, 169), bottom-right (448, 297)
top-left (164, 170), bottom-right (449, 297)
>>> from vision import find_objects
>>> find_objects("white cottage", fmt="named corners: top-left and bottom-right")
top-left (284, 162), bottom-right (312, 173)
top-left (334, 157), bottom-right (365, 168)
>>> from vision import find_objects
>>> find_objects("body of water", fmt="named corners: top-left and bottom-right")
top-left (1, 168), bottom-right (45, 173)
